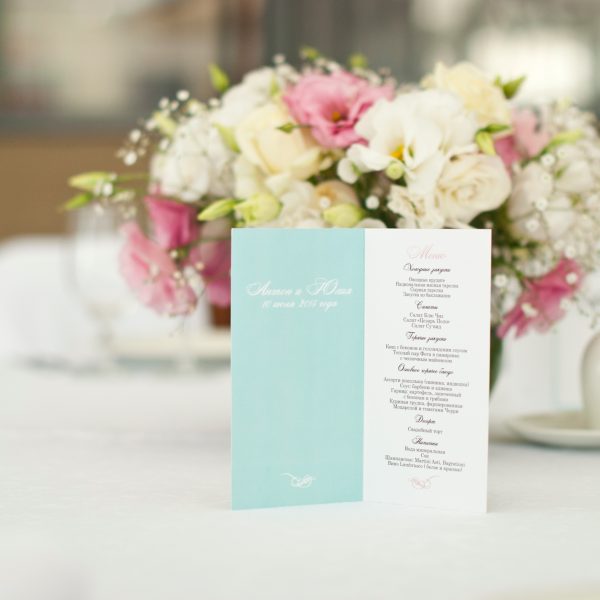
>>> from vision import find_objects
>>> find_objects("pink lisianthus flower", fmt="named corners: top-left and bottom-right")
top-left (495, 108), bottom-right (551, 170)
top-left (145, 195), bottom-right (199, 250)
top-left (283, 70), bottom-right (394, 148)
top-left (497, 259), bottom-right (583, 338)
top-left (120, 222), bottom-right (197, 315)
top-left (194, 218), bottom-right (231, 307)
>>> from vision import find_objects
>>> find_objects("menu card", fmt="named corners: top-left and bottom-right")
top-left (231, 228), bottom-right (490, 512)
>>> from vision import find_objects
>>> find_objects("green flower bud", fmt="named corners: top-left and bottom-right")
top-left (500, 75), bottom-right (525, 99)
top-left (475, 130), bottom-right (496, 155)
top-left (348, 52), bottom-right (368, 69)
top-left (385, 161), bottom-right (405, 180)
top-left (68, 171), bottom-right (115, 192)
top-left (235, 193), bottom-right (281, 226)
top-left (323, 203), bottom-right (364, 228)
top-left (61, 192), bottom-right (94, 211)
top-left (198, 198), bottom-right (237, 221)
top-left (215, 123), bottom-right (240, 152)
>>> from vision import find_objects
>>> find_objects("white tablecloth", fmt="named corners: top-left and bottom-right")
top-left (1, 363), bottom-right (600, 600)
top-left (2, 236), bottom-right (600, 599)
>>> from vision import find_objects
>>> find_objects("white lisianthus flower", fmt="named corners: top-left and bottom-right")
top-left (151, 113), bottom-right (234, 202)
top-left (266, 181), bottom-right (325, 228)
top-left (337, 157), bottom-right (360, 184)
top-left (233, 155), bottom-right (270, 198)
top-left (211, 67), bottom-right (280, 128)
top-left (387, 185), bottom-right (445, 229)
top-left (233, 156), bottom-right (357, 228)
top-left (422, 62), bottom-right (511, 127)
top-left (436, 154), bottom-right (511, 225)
top-left (235, 101), bottom-right (322, 180)
top-left (345, 90), bottom-right (478, 195)
top-left (356, 218), bottom-right (387, 228)
top-left (507, 162), bottom-right (575, 242)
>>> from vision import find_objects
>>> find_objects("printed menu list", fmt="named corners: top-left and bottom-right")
top-left (363, 229), bottom-right (490, 512)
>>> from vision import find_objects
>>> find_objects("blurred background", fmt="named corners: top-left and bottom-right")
top-left (0, 0), bottom-right (597, 415)
top-left (3, 0), bottom-right (600, 241)
top-left (2, 5), bottom-right (600, 597)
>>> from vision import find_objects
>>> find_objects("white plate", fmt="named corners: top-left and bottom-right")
top-left (508, 410), bottom-right (600, 449)
top-left (112, 329), bottom-right (231, 362)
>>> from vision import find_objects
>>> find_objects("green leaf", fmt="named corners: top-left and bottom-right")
top-left (198, 198), bottom-right (237, 221)
top-left (348, 52), bottom-right (368, 69)
top-left (215, 123), bottom-right (240, 152)
top-left (475, 130), bottom-right (496, 155)
top-left (480, 123), bottom-right (510, 134)
top-left (269, 75), bottom-right (281, 97)
top-left (68, 171), bottom-right (114, 192)
top-left (300, 46), bottom-right (320, 61)
top-left (209, 63), bottom-right (230, 94)
top-left (501, 75), bottom-right (526, 99)
top-left (544, 129), bottom-right (583, 152)
top-left (277, 122), bottom-right (304, 134)
top-left (61, 192), bottom-right (93, 211)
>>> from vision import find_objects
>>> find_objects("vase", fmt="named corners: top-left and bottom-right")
top-left (210, 304), bottom-right (231, 328)
top-left (581, 330), bottom-right (600, 428)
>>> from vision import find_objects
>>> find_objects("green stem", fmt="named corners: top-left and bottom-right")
top-left (490, 328), bottom-right (504, 395)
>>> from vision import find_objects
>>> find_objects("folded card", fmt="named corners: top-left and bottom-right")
top-left (231, 228), bottom-right (490, 512)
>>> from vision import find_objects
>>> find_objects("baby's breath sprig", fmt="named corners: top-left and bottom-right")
top-left (117, 91), bottom-right (206, 168)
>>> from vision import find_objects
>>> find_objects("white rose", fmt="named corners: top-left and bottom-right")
top-left (314, 180), bottom-right (359, 210)
top-left (152, 114), bottom-right (234, 202)
top-left (264, 181), bottom-right (325, 228)
top-left (507, 162), bottom-right (575, 242)
top-left (235, 101), bottom-right (322, 180)
top-left (422, 62), bottom-right (511, 126)
top-left (346, 90), bottom-right (478, 195)
top-left (436, 153), bottom-right (511, 225)
top-left (387, 185), bottom-right (445, 229)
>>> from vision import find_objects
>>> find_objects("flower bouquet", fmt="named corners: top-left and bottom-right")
top-left (66, 50), bottom-right (600, 388)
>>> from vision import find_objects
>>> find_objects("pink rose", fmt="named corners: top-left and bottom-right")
top-left (497, 259), bottom-right (583, 338)
top-left (195, 218), bottom-right (231, 307)
top-left (145, 195), bottom-right (199, 250)
top-left (283, 70), bottom-right (394, 148)
top-left (495, 108), bottom-right (551, 170)
top-left (120, 222), bottom-right (197, 315)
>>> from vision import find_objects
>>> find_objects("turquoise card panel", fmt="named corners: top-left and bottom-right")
top-left (231, 228), bottom-right (365, 509)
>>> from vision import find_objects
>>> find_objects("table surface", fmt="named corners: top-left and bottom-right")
top-left (1, 363), bottom-right (600, 600)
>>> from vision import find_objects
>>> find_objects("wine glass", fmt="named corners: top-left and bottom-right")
top-left (67, 202), bottom-right (129, 369)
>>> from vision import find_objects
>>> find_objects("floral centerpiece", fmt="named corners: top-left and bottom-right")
top-left (66, 50), bottom-right (600, 388)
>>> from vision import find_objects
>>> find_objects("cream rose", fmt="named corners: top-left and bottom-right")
top-left (422, 62), bottom-right (511, 127)
top-left (235, 101), bottom-right (322, 180)
top-left (436, 153), bottom-right (510, 225)
top-left (387, 185), bottom-right (445, 229)
top-left (314, 180), bottom-right (359, 210)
